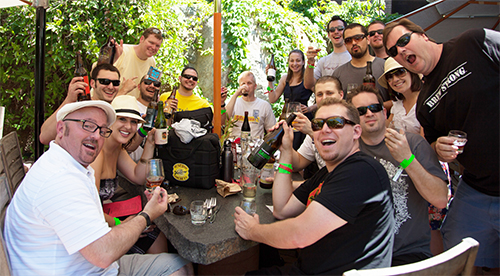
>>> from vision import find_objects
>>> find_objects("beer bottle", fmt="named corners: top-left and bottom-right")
top-left (97, 35), bottom-right (116, 65)
top-left (155, 101), bottom-right (169, 147)
top-left (279, 98), bottom-right (289, 121)
top-left (259, 156), bottom-right (275, 189)
top-left (164, 86), bottom-right (177, 120)
top-left (143, 89), bottom-right (159, 130)
top-left (362, 61), bottom-right (376, 88)
top-left (267, 54), bottom-right (276, 82)
top-left (241, 111), bottom-right (251, 153)
top-left (74, 51), bottom-right (91, 101)
top-left (247, 113), bottom-right (296, 169)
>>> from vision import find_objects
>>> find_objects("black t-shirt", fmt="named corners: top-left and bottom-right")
top-left (416, 29), bottom-right (500, 196)
top-left (290, 152), bottom-right (394, 275)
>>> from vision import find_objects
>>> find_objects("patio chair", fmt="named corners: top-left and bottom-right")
top-left (0, 172), bottom-right (12, 275)
top-left (343, 237), bottom-right (479, 276)
top-left (0, 131), bottom-right (25, 195)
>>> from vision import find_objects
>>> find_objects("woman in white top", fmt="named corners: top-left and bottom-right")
top-left (378, 57), bottom-right (424, 136)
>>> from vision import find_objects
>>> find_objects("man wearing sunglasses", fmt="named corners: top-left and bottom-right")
top-left (303, 15), bottom-right (351, 90)
top-left (235, 97), bottom-right (395, 275)
top-left (332, 23), bottom-right (391, 111)
top-left (112, 27), bottom-right (164, 99)
top-left (39, 63), bottom-right (122, 145)
top-left (347, 85), bottom-right (448, 266)
top-left (159, 67), bottom-right (210, 112)
top-left (367, 21), bottom-right (388, 59)
top-left (384, 19), bottom-right (500, 273)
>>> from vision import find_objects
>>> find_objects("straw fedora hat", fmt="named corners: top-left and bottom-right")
top-left (377, 57), bottom-right (404, 89)
top-left (111, 95), bottom-right (146, 123)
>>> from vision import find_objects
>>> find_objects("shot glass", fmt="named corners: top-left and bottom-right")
top-left (448, 130), bottom-right (467, 154)
top-left (190, 200), bottom-right (207, 225)
top-left (240, 198), bottom-right (257, 216)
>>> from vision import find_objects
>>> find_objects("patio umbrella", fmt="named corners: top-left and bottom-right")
top-left (390, 0), bottom-right (500, 42)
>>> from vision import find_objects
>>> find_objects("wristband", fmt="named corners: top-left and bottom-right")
top-left (400, 154), bottom-right (415, 169)
top-left (307, 62), bottom-right (315, 68)
top-left (221, 109), bottom-right (227, 115)
top-left (280, 163), bottom-right (292, 169)
top-left (278, 167), bottom-right (292, 175)
top-left (113, 217), bottom-right (121, 226)
top-left (278, 163), bottom-right (293, 173)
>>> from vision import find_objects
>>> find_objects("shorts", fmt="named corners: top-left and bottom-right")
top-left (441, 179), bottom-right (499, 268)
top-left (117, 253), bottom-right (190, 276)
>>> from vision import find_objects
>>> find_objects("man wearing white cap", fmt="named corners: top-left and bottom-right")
top-left (4, 101), bottom-right (192, 275)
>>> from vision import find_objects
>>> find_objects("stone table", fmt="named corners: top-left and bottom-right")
top-left (153, 185), bottom-right (275, 265)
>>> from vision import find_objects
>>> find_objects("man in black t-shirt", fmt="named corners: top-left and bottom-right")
top-left (234, 97), bottom-right (394, 275)
top-left (384, 19), bottom-right (500, 272)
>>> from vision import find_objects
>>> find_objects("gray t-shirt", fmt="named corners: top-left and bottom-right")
top-left (314, 51), bottom-right (352, 79)
top-left (333, 57), bottom-right (389, 101)
top-left (359, 133), bottom-right (448, 258)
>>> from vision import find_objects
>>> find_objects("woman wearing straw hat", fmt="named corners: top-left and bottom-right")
top-left (90, 95), bottom-right (168, 254)
top-left (378, 57), bottom-right (424, 136)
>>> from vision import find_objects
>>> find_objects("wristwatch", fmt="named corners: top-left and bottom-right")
top-left (137, 211), bottom-right (151, 230)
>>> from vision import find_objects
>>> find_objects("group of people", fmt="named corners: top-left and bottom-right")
top-left (2, 14), bottom-right (498, 276)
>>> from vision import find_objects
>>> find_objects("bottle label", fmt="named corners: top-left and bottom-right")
top-left (260, 162), bottom-right (274, 184)
top-left (155, 128), bottom-right (168, 145)
top-left (362, 82), bottom-right (376, 88)
top-left (257, 148), bottom-right (271, 160)
top-left (143, 108), bottom-right (157, 129)
top-left (267, 68), bottom-right (276, 78)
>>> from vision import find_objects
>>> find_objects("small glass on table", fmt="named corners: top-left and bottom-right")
top-left (190, 200), bottom-right (208, 225)
top-left (145, 159), bottom-right (165, 192)
top-left (240, 198), bottom-right (257, 216)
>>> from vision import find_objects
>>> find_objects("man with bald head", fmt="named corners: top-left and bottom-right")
top-left (384, 19), bottom-right (499, 273)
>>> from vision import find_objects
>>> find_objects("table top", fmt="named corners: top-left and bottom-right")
top-left (153, 185), bottom-right (276, 265)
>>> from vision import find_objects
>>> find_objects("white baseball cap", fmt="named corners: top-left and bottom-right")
top-left (56, 100), bottom-right (116, 126)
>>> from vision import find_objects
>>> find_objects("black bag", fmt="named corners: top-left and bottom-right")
top-left (157, 129), bottom-right (220, 189)
top-left (173, 107), bottom-right (213, 132)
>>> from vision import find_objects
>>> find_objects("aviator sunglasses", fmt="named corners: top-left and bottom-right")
top-left (357, 104), bottom-right (383, 116)
top-left (344, 34), bottom-right (366, 45)
top-left (386, 32), bottom-right (414, 57)
top-left (311, 116), bottom-right (356, 131)
top-left (143, 79), bottom-right (161, 87)
top-left (385, 68), bottom-right (407, 81)
top-left (368, 29), bottom-right (384, 37)
top-left (96, 78), bottom-right (120, 87)
top-left (182, 74), bottom-right (198, 82)
top-left (328, 26), bottom-right (345, 33)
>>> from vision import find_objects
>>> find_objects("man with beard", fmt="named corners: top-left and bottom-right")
top-left (159, 67), bottom-right (210, 112)
top-left (303, 15), bottom-right (351, 90)
top-left (347, 85), bottom-right (448, 266)
top-left (40, 63), bottom-right (122, 145)
top-left (112, 27), bottom-right (164, 99)
top-left (367, 21), bottom-right (389, 59)
top-left (332, 23), bottom-right (391, 110)
top-left (5, 100), bottom-right (193, 275)
top-left (384, 19), bottom-right (499, 273)
top-left (234, 97), bottom-right (394, 275)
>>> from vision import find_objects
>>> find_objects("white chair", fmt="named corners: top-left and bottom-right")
top-left (0, 131), bottom-right (25, 196)
top-left (343, 237), bottom-right (479, 276)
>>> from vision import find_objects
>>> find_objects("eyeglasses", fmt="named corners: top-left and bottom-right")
top-left (150, 28), bottom-right (166, 39)
top-left (96, 78), bottom-right (120, 87)
top-left (368, 29), bottom-right (384, 37)
top-left (143, 79), bottom-right (161, 87)
top-left (385, 68), bottom-right (407, 81)
top-left (328, 26), bottom-right (345, 33)
top-left (311, 116), bottom-right (356, 131)
top-left (182, 74), bottom-right (198, 82)
top-left (344, 34), bottom-right (366, 45)
top-left (386, 32), bottom-right (414, 57)
top-left (63, 119), bottom-right (113, 138)
top-left (356, 103), bottom-right (383, 116)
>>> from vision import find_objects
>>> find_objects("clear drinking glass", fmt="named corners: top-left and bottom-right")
top-left (190, 200), bottom-right (208, 225)
top-left (448, 130), bottom-right (467, 154)
top-left (240, 198), bottom-right (257, 215)
top-left (287, 102), bottom-right (301, 132)
top-left (146, 159), bottom-right (165, 192)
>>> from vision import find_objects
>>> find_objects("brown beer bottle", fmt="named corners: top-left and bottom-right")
top-left (74, 51), bottom-right (91, 101)
top-left (247, 113), bottom-right (296, 169)
top-left (259, 156), bottom-right (275, 189)
top-left (279, 98), bottom-right (289, 121)
top-left (362, 61), bottom-right (376, 88)
top-left (97, 35), bottom-right (116, 65)
top-left (267, 54), bottom-right (276, 82)
top-left (164, 86), bottom-right (177, 120)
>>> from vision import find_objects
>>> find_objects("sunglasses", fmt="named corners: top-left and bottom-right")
top-left (328, 26), bottom-right (345, 33)
top-left (96, 78), bottom-right (120, 87)
top-left (150, 28), bottom-right (166, 39)
top-left (182, 74), bottom-right (198, 82)
top-left (143, 79), bottom-right (161, 87)
top-left (386, 32), bottom-right (414, 57)
top-left (311, 116), bottom-right (356, 131)
top-left (368, 29), bottom-right (384, 37)
top-left (385, 68), bottom-right (407, 81)
top-left (344, 34), bottom-right (366, 45)
top-left (357, 103), bottom-right (383, 116)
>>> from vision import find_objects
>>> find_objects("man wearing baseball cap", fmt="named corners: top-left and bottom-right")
top-left (4, 100), bottom-right (192, 275)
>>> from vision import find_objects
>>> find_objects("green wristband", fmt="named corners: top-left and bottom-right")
top-left (278, 167), bottom-right (292, 175)
top-left (400, 154), bottom-right (415, 169)
top-left (280, 163), bottom-right (293, 170)
top-left (114, 217), bottom-right (121, 226)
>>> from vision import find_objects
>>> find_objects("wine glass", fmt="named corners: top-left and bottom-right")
top-left (146, 159), bottom-right (165, 192)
